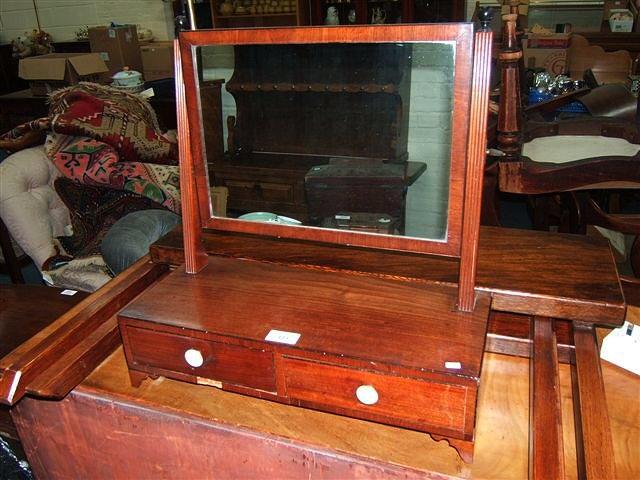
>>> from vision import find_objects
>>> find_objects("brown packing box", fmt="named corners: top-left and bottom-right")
top-left (140, 42), bottom-right (174, 81)
top-left (18, 53), bottom-right (109, 96)
top-left (89, 25), bottom-right (142, 76)
top-left (522, 33), bottom-right (571, 76)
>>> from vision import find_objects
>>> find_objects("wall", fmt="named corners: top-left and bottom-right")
top-left (0, 0), bottom-right (174, 44)
top-left (200, 43), bottom-right (454, 239)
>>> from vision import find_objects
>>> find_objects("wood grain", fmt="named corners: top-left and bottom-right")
top-left (497, 13), bottom-right (522, 158)
top-left (124, 324), bottom-right (276, 391)
top-left (281, 356), bottom-right (473, 440)
top-left (572, 323), bottom-right (617, 479)
top-left (0, 284), bottom-right (88, 439)
top-left (458, 30), bottom-right (492, 311)
top-left (175, 37), bottom-right (208, 274)
top-left (11, 347), bottom-right (639, 479)
top-left (150, 225), bottom-right (625, 325)
top-left (0, 256), bottom-right (167, 405)
top-left (529, 317), bottom-right (564, 480)
top-left (119, 256), bottom-right (490, 379)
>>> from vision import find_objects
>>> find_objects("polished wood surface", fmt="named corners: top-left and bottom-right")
top-left (0, 284), bottom-right (87, 439)
top-left (458, 29), bottom-right (492, 311)
top-left (150, 225), bottom-right (625, 325)
top-left (175, 38), bottom-right (208, 274)
top-left (119, 256), bottom-right (490, 451)
top-left (496, 13), bottom-right (522, 159)
top-left (11, 344), bottom-right (639, 479)
top-left (121, 257), bottom-right (489, 378)
top-left (529, 317), bottom-right (565, 480)
top-left (0, 285), bottom-right (88, 359)
top-left (0, 256), bottom-right (168, 405)
top-left (572, 323), bottom-right (617, 479)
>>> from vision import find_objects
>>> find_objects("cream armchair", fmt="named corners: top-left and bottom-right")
top-left (0, 146), bottom-right (71, 270)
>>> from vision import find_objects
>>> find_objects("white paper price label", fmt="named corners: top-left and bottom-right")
top-left (60, 289), bottom-right (78, 296)
top-left (265, 329), bottom-right (301, 345)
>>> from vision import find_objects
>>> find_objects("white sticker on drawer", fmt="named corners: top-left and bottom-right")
top-left (265, 329), bottom-right (301, 345)
top-left (445, 361), bottom-right (462, 370)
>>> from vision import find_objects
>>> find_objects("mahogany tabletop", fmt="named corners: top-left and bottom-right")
top-left (150, 225), bottom-right (626, 325)
top-left (0, 284), bottom-right (88, 358)
top-left (12, 341), bottom-right (638, 479)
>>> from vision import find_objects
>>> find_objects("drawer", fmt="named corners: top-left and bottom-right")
top-left (281, 357), bottom-right (470, 435)
top-left (124, 326), bottom-right (276, 391)
top-left (220, 178), bottom-right (294, 204)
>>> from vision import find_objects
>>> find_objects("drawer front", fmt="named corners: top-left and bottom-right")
top-left (221, 178), bottom-right (295, 204)
top-left (124, 326), bottom-right (276, 391)
top-left (282, 357), bottom-right (470, 435)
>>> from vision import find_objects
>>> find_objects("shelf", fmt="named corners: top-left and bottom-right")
top-left (226, 81), bottom-right (399, 94)
top-left (217, 12), bottom-right (297, 18)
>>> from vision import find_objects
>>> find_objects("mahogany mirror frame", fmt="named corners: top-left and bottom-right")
top-left (176, 25), bottom-right (492, 311)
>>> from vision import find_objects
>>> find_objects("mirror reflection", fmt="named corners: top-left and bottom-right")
top-left (197, 42), bottom-right (454, 240)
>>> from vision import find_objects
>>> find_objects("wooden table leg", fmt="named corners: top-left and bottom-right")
top-left (572, 322), bottom-right (616, 480)
top-left (529, 316), bottom-right (565, 480)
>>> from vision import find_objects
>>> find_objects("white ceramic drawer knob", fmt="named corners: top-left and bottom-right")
top-left (184, 348), bottom-right (204, 368)
top-left (355, 384), bottom-right (379, 405)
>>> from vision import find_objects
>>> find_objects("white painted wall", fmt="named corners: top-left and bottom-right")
top-left (0, 0), bottom-right (174, 44)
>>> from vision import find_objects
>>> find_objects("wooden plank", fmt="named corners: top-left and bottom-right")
top-left (175, 37), bottom-right (208, 274)
top-left (529, 317), bottom-right (564, 480)
top-left (572, 322), bottom-right (617, 480)
top-left (0, 256), bottom-right (168, 405)
top-left (150, 226), bottom-right (625, 325)
top-left (486, 312), bottom-right (575, 364)
top-left (458, 30), bottom-right (492, 311)
top-left (12, 386), bottom-right (450, 480)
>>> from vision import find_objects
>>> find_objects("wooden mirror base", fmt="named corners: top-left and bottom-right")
top-left (118, 256), bottom-right (491, 463)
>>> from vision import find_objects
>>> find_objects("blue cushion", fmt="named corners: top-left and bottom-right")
top-left (101, 209), bottom-right (180, 274)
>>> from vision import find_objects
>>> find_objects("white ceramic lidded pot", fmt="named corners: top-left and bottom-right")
top-left (111, 67), bottom-right (144, 93)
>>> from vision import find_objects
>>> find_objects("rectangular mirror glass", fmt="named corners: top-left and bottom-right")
top-left (197, 42), bottom-right (454, 241)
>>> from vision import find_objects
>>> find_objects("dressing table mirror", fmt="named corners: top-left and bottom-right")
top-left (177, 25), bottom-right (492, 311)
top-left (118, 24), bottom-right (492, 463)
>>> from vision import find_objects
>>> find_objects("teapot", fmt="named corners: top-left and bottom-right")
top-left (371, 7), bottom-right (386, 24)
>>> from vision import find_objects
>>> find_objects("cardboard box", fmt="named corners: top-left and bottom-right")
top-left (89, 25), bottom-right (142, 77)
top-left (522, 33), bottom-right (571, 75)
top-left (609, 8), bottom-right (635, 32)
top-left (18, 53), bottom-right (109, 96)
top-left (140, 42), bottom-right (174, 81)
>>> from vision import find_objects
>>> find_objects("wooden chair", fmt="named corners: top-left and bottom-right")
top-left (493, 8), bottom-right (640, 271)
top-left (491, 7), bottom-right (630, 478)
